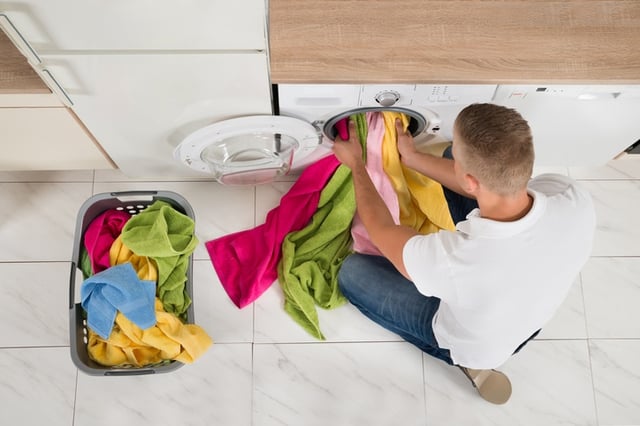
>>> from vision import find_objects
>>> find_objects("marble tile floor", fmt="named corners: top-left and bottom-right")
top-left (1, 158), bottom-right (640, 426)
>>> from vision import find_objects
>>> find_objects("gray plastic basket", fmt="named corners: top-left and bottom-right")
top-left (69, 191), bottom-right (196, 376)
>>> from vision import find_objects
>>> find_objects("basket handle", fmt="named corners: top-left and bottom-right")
top-left (69, 263), bottom-right (76, 309)
top-left (110, 190), bottom-right (159, 202)
top-left (104, 369), bottom-right (156, 376)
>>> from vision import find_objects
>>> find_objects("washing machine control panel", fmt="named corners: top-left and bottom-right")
top-left (360, 85), bottom-right (497, 107)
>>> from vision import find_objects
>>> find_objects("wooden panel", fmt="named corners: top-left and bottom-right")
top-left (269, 0), bottom-right (640, 83)
top-left (0, 30), bottom-right (49, 93)
top-left (0, 107), bottom-right (115, 170)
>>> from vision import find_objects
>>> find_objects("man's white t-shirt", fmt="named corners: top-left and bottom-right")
top-left (403, 174), bottom-right (596, 369)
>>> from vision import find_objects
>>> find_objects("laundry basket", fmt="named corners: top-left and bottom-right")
top-left (69, 191), bottom-right (196, 375)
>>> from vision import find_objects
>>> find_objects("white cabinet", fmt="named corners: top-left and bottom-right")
top-left (1, 3), bottom-right (272, 177)
top-left (493, 85), bottom-right (640, 167)
top-left (42, 52), bottom-right (272, 177)
top-left (1, 22), bottom-right (114, 171)
top-left (0, 0), bottom-right (266, 50)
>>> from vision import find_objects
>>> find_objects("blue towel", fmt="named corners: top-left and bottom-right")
top-left (81, 262), bottom-right (156, 339)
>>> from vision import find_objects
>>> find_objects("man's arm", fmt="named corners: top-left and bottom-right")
top-left (395, 120), bottom-right (473, 198)
top-left (333, 120), bottom-right (417, 279)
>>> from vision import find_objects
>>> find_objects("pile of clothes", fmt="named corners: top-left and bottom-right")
top-left (207, 111), bottom-right (455, 339)
top-left (80, 200), bottom-right (212, 368)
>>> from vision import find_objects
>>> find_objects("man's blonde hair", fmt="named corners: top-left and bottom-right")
top-left (454, 103), bottom-right (534, 195)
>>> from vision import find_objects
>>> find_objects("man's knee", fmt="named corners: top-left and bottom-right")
top-left (337, 254), bottom-right (367, 298)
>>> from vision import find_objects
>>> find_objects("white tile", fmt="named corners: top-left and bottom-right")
top-left (254, 180), bottom-right (295, 224)
top-left (590, 339), bottom-right (640, 426)
top-left (569, 158), bottom-right (640, 180)
top-left (95, 167), bottom-right (301, 182)
top-left (94, 168), bottom-right (215, 182)
top-left (254, 284), bottom-right (402, 343)
top-left (538, 277), bottom-right (587, 339)
top-left (75, 343), bottom-right (252, 426)
top-left (92, 181), bottom-right (255, 260)
top-left (0, 347), bottom-right (77, 426)
top-left (0, 169), bottom-right (94, 182)
top-left (582, 258), bottom-right (640, 338)
top-left (0, 182), bottom-right (93, 261)
top-left (253, 342), bottom-right (426, 426)
top-left (424, 340), bottom-right (597, 426)
top-left (0, 262), bottom-right (71, 346)
top-left (580, 180), bottom-right (640, 256)
top-left (192, 260), bottom-right (254, 343)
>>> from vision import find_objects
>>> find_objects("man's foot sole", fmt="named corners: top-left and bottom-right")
top-left (458, 366), bottom-right (512, 404)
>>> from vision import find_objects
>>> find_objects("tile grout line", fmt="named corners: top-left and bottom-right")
top-left (250, 342), bottom-right (255, 426)
top-left (585, 341), bottom-right (601, 426)
top-left (72, 368), bottom-right (79, 426)
top-left (253, 185), bottom-right (258, 227)
top-left (421, 354), bottom-right (428, 426)
top-left (0, 344), bottom-right (71, 349)
top-left (0, 260), bottom-right (72, 264)
top-left (581, 267), bottom-right (601, 426)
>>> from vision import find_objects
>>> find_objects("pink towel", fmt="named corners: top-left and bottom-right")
top-left (83, 209), bottom-right (131, 274)
top-left (350, 112), bottom-right (401, 255)
top-left (335, 117), bottom-right (349, 141)
top-left (206, 154), bottom-right (341, 308)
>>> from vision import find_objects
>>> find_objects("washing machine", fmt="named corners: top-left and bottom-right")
top-left (173, 84), bottom-right (498, 184)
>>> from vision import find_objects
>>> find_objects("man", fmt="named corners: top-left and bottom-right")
top-left (332, 103), bottom-right (595, 404)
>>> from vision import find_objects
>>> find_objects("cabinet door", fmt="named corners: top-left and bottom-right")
top-left (0, 1), bottom-right (266, 51)
top-left (0, 107), bottom-right (114, 170)
top-left (41, 52), bottom-right (272, 177)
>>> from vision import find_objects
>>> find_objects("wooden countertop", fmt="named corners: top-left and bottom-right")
top-left (269, 0), bottom-right (640, 84)
top-left (0, 30), bottom-right (50, 94)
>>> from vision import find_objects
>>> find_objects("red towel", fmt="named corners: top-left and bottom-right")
top-left (83, 209), bottom-right (131, 274)
top-left (206, 154), bottom-right (341, 308)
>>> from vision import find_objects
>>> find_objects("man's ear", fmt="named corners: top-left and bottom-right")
top-left (463, 173), bottom-right (480, 195)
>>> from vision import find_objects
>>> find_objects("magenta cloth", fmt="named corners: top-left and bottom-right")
top-left (83, 209), bottom-right (131, 274)
top-left (350, 112), bottom-right (401, 256)
top-left (206, 154), bottom-right (341, 308)
top-left (335, 117), bottom-right (349, 141)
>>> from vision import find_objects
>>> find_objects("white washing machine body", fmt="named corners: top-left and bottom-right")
top-left (277, 84), bottom-right (499, 173)
top-left (174, 84), bottom-right (498, 183)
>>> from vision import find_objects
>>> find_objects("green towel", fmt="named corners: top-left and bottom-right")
top-left (353, 112), bottom-right (368, 163)
top-left (121, 200), bottom-right (198, 317)
top-left (79, 247), bottom-right (93, 280)
top-left (278, 165), bottom-right (356, 340)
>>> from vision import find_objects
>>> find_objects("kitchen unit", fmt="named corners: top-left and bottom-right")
top-left (269, 0), bottom-right (640, 169)
top-left (0, 28), bottom-right (113, 170)
top-left (0, 1), bottom-right (271, 177)
top-left (1, 1), bottom-right (639, 177)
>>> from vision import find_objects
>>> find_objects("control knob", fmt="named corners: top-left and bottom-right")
top-left (375, 91), bottom-right (400, 107)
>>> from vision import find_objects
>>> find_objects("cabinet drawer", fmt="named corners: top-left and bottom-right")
top-left (0, 107), bottom-right (114, 170)
top-left (1, 1), bottom-right (266, 51)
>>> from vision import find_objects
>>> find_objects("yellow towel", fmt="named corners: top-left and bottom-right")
top-left (381, 112), bottom-right (455, 234)
top-left (109, 235), bottom-right (158, 282)
top-left (87, 299), bottom-right (213, 367)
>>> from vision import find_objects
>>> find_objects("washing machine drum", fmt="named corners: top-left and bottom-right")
top-left (320, 106), bottom-right (431, 141)
top-left (174, 116), bottom-right (320, 185)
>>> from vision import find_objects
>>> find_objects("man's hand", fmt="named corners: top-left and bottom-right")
top-left (396, 118), bottom-right (418, 167)
top-left (332, 119), bottom-right (364, 170)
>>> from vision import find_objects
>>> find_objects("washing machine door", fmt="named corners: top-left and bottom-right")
top-left (174, 115), bottom-right (320, 184)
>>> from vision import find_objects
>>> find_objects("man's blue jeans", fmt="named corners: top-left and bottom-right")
top-left (338, 254), bottom-right (454, 364)
top-left (337, 144), bottom-right (476, 365)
